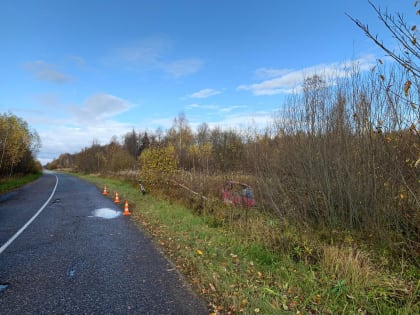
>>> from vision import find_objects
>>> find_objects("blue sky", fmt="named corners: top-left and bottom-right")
top-left (0, 0), bottom-right (416, 164)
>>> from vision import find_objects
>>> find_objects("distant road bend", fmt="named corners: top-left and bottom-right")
top-left (0, 171), bottom-right (207, 314)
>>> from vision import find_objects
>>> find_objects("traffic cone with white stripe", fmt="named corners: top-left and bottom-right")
top-left (123, 200), bottom-right (131, 216)
top-left (102, 185), bottom-right (108, 196)
top-left (114, 192), bottom-right (120, 203)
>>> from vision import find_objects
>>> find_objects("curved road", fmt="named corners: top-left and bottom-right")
top-left (0, 172), bottom-right (208, 314)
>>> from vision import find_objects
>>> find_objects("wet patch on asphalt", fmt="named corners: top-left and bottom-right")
top-left (90, 208), bottom-right (121, 219)
top-left (68, 269), bottom-right (76, 278)
top-left (0, 282), bottom-right (10, 292)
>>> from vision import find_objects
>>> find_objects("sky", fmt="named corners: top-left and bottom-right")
top-left (0, 0), bottom-right (416, 164)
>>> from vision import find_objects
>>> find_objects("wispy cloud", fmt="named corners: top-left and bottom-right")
top-left (113, 37), bottom-right (203, 77)
top-left (219, 105), bottom-right (246, 113)
top-left (238, 55), bottom-right (376, 96)
top-left (71, 93), bottom-right (133, 124)
top-left (68, 55), bottom-right (87, 69)
top-left (186, 103), bottom-right (246, 114)
top-left (187, 103), bottom-right (219, 110)
top-left (254, 67), bottom-right (292, 80)
top-left (24, 60), bottom-right (73, 84)
top-left (116, 37), bottom-right (169, 68)
top-left (187, 88), bottom-right (222, 99)
top-left (161, 58), bottom-right (203, 78)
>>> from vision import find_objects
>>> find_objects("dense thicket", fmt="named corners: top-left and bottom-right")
top-left (0, 113), bottom-right (41, 176)
top-left (256, 67), bottom-right (419, 265)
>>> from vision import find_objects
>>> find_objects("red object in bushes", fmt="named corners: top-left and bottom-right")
top-left (222, 181), bottom-right (256, 208)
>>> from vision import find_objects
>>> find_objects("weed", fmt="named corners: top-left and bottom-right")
top-left (331, 279), bottom-right (348, 296)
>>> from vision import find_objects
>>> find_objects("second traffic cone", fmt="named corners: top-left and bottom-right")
top-left (102, 185), bottom-right (108, 196)
top-left (123, 200), bottom-right (131, 216)
top-left (114, 192), bottom-right (120, 203)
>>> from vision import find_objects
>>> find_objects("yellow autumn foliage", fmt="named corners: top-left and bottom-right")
top-left (138, 144), bottom-right (178, 187)
top-left (0, 112), bottom-right (40, 175)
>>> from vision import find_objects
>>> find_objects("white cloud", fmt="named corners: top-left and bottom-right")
top-left (186, 103), bottom-right (246, 114)
top-left (38, 120), bottom-right (133, 164)
top-left (24, 60), bottom-right (72, 84)
top-left (188, 88), bottom-right (221, 99)
top-left (187, 103), bottom-right (219, 110)
top-left (219, 105), bottom-right (246, 113)
top-left (254, 67), bottom-right (292, 80)
top-left (26, 93), bottom-right (136, 164)
top-left (239, 55), bottom-right (376, 96)
top-left (71, 94), bottom-right (133, 124)
top-left (145, 117), bottom-right (175, 129)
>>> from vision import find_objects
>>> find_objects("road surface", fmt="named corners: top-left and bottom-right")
top-left (0, 172), bottom-right (208, 314)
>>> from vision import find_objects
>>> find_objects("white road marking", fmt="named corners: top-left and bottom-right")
top-left (0, 175), bottom-right (59, 255)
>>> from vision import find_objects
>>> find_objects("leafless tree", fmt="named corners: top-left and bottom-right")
top-left (347, 1), bottom-right (419, 78)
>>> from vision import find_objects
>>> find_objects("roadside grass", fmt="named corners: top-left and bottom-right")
top-left (0, 172), bottom-right (42, 194)
top-left (76, 173), bottom-right (419, 315)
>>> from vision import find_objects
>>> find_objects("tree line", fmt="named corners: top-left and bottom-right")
top-left (0, 112), bottom-right (41, 177)
top-left (46, 114), bottom-right (249, 175)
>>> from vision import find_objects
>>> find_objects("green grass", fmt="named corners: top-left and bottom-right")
top-left (0, 172), bottom-right (42, 193)
top-left (76, 173), bottom-right (419, 315)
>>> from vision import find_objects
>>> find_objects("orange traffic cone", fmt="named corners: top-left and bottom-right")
top-left (102, 185), bottom-right (108, 196)
top-left (123, 200), bottom-right (131, 216)
top-left (114, 192), bottom-right (120, 203)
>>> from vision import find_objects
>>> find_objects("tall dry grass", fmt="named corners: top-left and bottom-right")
top-left (321, 245), bottom-right (380, 289)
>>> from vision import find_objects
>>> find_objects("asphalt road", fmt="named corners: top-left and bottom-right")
top-left (0, 172), bottom-right (208, 314)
